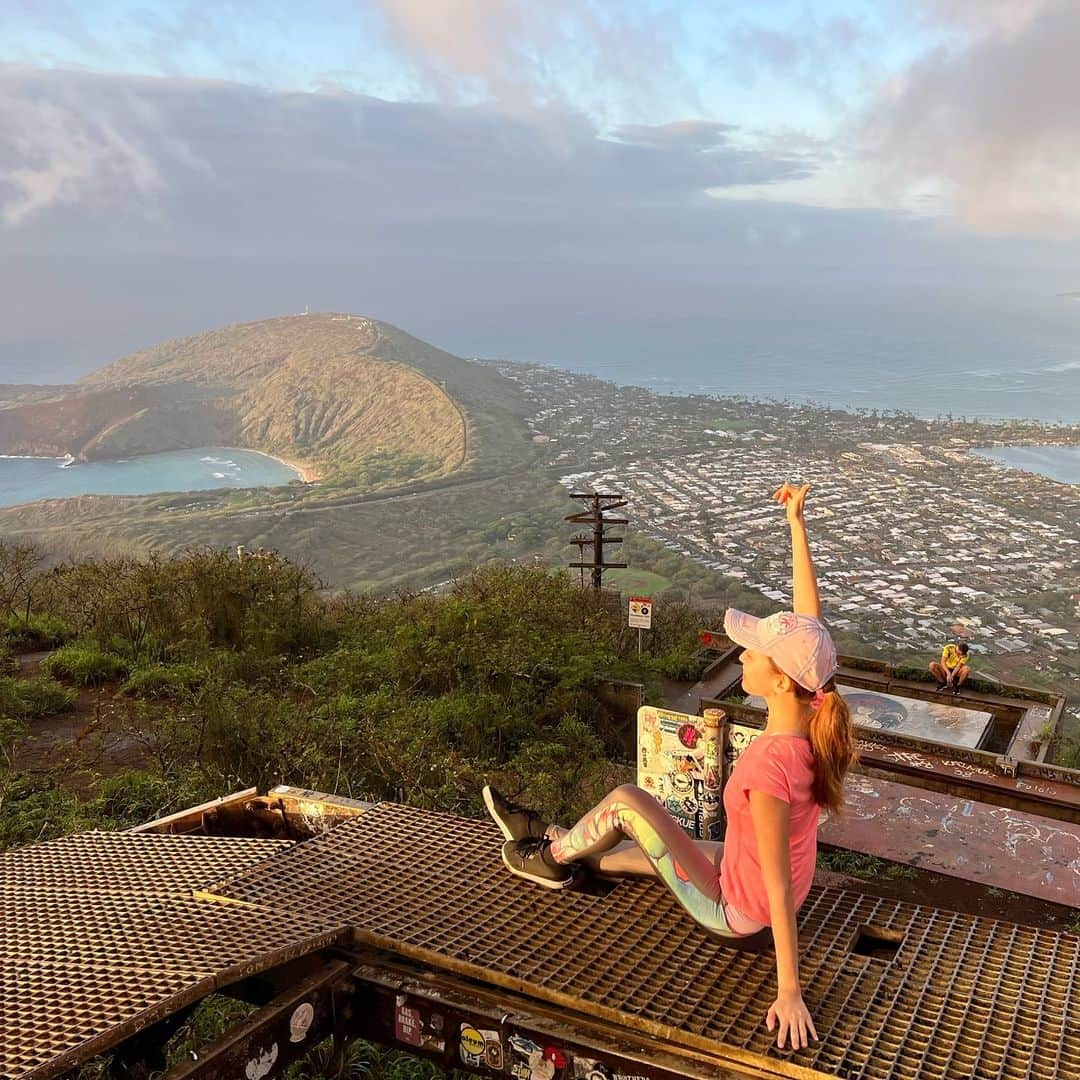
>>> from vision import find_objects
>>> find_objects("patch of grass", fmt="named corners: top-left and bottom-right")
top-left (0, 675), bottom-right (77, 719)
top-left (121, 663), bottom-right (205, 699)
top-left (41, 643), bottom-right (129, 687)
top-left (0, 774), bottom-right (86, 850)
top-left (606, 568), bottom-right (672, 598)
top-left (1, 613), bottom-right (74, 650)
top-left (819, 848), bottom-right (916, 880)
top-left (818, 849), bottom-right (887, 878)
top-left (882, 863), bottom-right (917, 880)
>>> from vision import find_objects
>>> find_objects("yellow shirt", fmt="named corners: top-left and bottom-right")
top-left (941, 644), bottom-right (967, 671)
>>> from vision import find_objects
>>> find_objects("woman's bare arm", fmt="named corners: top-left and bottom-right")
top-left (750, 790), bottom-right (818, 1050)
top-left (773, 483), bottom-right (821, 620)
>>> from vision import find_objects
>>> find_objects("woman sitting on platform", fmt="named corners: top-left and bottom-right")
top-left (484, 483), bottom-right (856, 1051)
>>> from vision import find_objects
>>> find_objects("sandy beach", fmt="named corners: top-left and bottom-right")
top-left (262, 452), bottom-right (323, 483)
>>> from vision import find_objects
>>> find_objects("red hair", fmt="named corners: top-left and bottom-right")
top-left (795, 679), bottom-right (857, 813)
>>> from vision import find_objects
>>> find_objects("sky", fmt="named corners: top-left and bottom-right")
top-left (1, 0), bottom-right (1079, 378)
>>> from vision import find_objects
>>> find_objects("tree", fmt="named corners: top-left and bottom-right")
top-left (0, 541), bottom-right (44, 619)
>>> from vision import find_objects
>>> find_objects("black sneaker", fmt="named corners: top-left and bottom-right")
top-left (501, 838), bottom-right (577, 889)
top-left (935, 681), bottom-right (947, 692)
top-left (483, 785), bottom-right (547, 842)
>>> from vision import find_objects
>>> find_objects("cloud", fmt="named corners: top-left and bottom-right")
top-left (367, 0), bottom-right (691, 116)
top-left (917, 0), bottom-right (1045, 36)
top-left (0, 65), bottom-right (813, 243)
top-left (862, 0), bottom-right (1080, 233)
top-left (0, 66), bottom-right (174, 225)
top-left (721, 12), bottom-right (871, 108)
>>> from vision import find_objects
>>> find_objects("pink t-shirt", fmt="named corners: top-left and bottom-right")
top-left (719, 733), bottom-right (819, 926)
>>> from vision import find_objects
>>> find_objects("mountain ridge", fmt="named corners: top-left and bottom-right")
top-left (0, 314), bottom-right (529, 483)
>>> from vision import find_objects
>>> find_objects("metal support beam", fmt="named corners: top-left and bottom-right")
top-left (166, 961), bottom-right (352, 1080)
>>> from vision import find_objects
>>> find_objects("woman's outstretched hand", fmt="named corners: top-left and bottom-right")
top-left (766, 989), bottom-right (818, 1050)
top-left (772, 482), bottom-right (810, 527)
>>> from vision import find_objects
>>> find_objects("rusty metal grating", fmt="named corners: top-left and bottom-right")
top-left (213, 803), bottom-right (1080, 1080)
top-left (0, 831), bottom-right (290, 896)
top-left (0, 832), bottom-right (346, 1080)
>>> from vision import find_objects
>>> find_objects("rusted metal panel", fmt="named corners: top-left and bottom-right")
top-left (0, 832), bottom-right (349, 1080)
top-left (346, 956), bottom-right (753, 1080)
top-left (0, 830), bottom-right (290, 895)
top-left (824, 773), bottom-right (1080, 906)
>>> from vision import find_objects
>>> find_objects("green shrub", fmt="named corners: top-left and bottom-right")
top-left (42, 644), bottom-right (129, 687)
top-left (654, 649), bottom-right (707, 681)
top-left (0, 717), bottom-right (28, 768)
top-left (895, 660), bottom-right (933, 681)
top-left (0, 774), bottom-right (85, 851)
top-left (1055, 736), bottom-right (1080, 770)
top-left (0, 675), bottom-right (76, 719)
top-left (1, 613), bottom-right (74, 650)
top-left (87, 770), bottom-right (210, 827)
top-left (121, 663), bottom-right (205, 699)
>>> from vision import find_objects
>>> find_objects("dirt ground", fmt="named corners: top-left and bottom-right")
top-left (15, 650), bottom-right (150, 796)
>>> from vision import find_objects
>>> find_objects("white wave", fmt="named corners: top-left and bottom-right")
top-left (1043, 360), bottom-right (1080, 374)
top-left (212, 472), bottom-right (226, 479)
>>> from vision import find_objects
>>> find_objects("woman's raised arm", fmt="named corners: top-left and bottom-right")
top-left (772, 482), bottom-right (821, 620)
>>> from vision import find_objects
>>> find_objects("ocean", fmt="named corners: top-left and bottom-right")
top-left (971, 445), bottom-right (1080, 484)
top-left (0, 448), bottom-right (300, 508)
top-left (455, 285), bottom-right (1080, 424)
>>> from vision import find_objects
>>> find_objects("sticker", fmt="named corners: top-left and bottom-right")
top-left (244, 1044), bottom-right (278, 1080)
top-left (677, 722), bottom-right (700, 749)
top-left (671, 772), bottom-right (693, 794)
top-left (288, 1002), bottom-right (314, 1043)
top-left (460, 1024), bottom-right (488, 1067)
top-left (484, 1030), bottom-right (505, 1070)
top-left (574, 1061), bottom-right (613, 1080)
top-left (395, 997), bottom-right (423, 1047)
top-left (509, 1035), bottom-right (564, 1080)
top-left (421, 1012), bottom-right (446, 1053)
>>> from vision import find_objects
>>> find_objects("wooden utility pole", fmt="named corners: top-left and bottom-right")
top-left (566, 492), bottom-right (628, 590)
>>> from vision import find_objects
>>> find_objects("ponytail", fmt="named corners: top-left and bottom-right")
top-left (802, 679), bottom-right (857, 814)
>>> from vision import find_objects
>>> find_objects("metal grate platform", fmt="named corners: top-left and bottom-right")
top-left (0, 832), bottom-right (348, 1080)
top-left (210, 803), bottom-right (1080, 1080)
top-left (4, 807), bottom-right (1078, 1080)
top-left (0, 830), bottom-right (290, 896)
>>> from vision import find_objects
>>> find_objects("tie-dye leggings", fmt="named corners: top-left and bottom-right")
top-left (549, 784), bottom-right (763, 938)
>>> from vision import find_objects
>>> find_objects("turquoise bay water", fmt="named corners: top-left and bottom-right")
top-left (971, 445), bottom-right (1080, 484)
top-left (0, 448), bottom-right (301, 508)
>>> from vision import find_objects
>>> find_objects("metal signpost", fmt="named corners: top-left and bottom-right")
top-left (628, 595), bottom-right (652, 656)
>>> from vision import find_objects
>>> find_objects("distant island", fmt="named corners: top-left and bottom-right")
top-left (1057, 291), bottom-right (1080, 299)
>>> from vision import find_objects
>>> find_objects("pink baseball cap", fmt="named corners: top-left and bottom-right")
top-left (724, 608), bottom-right (837, 693)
